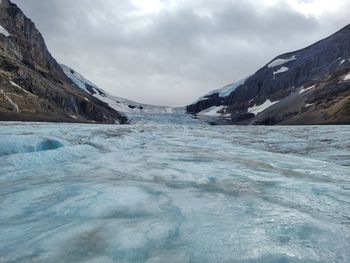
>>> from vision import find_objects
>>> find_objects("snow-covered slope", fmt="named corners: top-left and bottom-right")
top-left (193, 77), bottom-right (249, 105)
top-left (61, 64), bottom-right (183, 115)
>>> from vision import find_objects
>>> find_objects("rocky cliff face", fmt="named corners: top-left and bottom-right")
top-left (0, 0), bottom-right (127, 124)
top-left (187, 25), bottom-right (350, 125)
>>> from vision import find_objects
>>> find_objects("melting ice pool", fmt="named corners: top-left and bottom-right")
top-left (0, 120), bottom-right (349, 262)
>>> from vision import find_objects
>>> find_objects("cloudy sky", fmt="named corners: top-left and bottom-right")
top-left (13, 0), bottom-right (350, 106)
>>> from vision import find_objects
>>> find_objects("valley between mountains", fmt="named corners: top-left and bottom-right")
top-left (0, 0), bottom-right (349, 124)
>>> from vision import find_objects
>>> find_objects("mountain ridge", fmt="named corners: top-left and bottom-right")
top-left (0, 0), bottom-right (127, 124)
top-left (1, 0), bottom-right (349, 125)
top-left (60, 64), bottom-right (184, 115)
top-left (187, 24), bottom-right (350, 125)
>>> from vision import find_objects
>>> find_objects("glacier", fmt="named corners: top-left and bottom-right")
top-left (60, 64), bottom-right (183, 115)
top-left (191, 77), bottom-right (250, 105)
top-left (0, 116), bottom-right (349, 263)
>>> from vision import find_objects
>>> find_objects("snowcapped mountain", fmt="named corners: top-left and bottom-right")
top-left (61, 64), bottom-right (184, 115)
top-left (188, 24), bottom-right (350, 125)
top-left (0, 0), bottom-right (126, 124)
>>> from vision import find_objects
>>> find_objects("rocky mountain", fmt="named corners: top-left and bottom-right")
top-left (0, 0), bottom-right (127, 124)
top-left (187, 25), bottom-right (350, 125)
top-left (60, 64), bottom-right (184, 115)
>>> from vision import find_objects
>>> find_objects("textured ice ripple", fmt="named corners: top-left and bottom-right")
top-left (0, 120), bottom-right (349, 263)
top-left (0, 135), bottom-right (67, 156)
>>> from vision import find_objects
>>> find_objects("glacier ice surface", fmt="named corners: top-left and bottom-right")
top-left (0, 117), bottom-right (349, 263)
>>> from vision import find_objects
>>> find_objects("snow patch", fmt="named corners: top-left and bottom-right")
top-left (191, 97), bottom-right (208, 105)
top-left (305, 103), bottom-right (314, 108)
top-left (248, 99), bottom-right (279, 116)
top-left (339, 59), bottom-right (346, 65)
top-left (273, 67), bottom-right (289, 75)
top-left (9, 81), bottom-right (32, 95)
top-left (343, 73), bottom-right (350, 81)
top-left (299, 85), bottom-right (316, 94)
top-left (0, 90), bottom-right (19, 112)
top-left (268, 55), bottom-right (296, 68)
top-left (9, 81), bottom-right (22, 89)
top-left (197, 106), bottom-right (227, 117)
top-left (0, 24), bottom-right (10, 37)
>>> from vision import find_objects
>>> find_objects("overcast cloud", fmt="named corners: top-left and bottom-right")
top-left (12, 0), bottom-right (350, 106)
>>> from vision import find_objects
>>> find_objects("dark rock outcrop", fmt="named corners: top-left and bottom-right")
top-left (0, 0), bottom-right (127, 124)
top-left (187, 24), bottom-right (350, 125)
